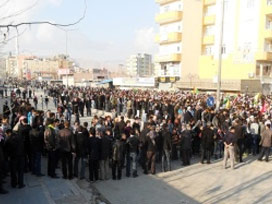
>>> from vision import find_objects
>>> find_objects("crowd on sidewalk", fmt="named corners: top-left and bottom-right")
top-left (1, 82), bottom-right (272, 195)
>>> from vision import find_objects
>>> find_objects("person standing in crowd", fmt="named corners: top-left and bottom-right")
top-left (234, 119), bottom-right (245, 163)
top-left (44, 118), bottom-right (59, 178)
top-left (18, 118), bottom-right (32, 173)
top-left (258, 123), bottom-right (272, 162)
top-left (0, 125), bottom-right (8, 194)
top-left (145, 126), bottom-right (157, 174)
top-left (112, 134), bottom-right (125, 180)
top-left (88, 128), bottom-right (101, 182)
top-left (5, 129), bottom-right (25, 188)
top-left (45, 96), bottom-right (49, 110)
top-left (127, 130), bottom-right (140, 177)
top-left (180, 124), bottom-right (193, 166)
top-left (200, 122), bottom-right (214, 164)
top-left (161, 124), bottom-right (172, 172)
top-left (29, 119), bottom-right (44, 176)
top-left (223, 127), bottom-right (236, 170)
top-left (100, 129), bottom-right (112, 180)
top-left (3, 101), bottom-right (10, 119)
top-left (74, 125), bottom-right (89, 180)
top-left (58, 121), bottom-right (74, 180)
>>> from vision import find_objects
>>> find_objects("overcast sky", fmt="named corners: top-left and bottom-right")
top-left (0, 0), bottom-right (159, 69)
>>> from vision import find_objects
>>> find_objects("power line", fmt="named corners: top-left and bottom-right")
top-left (0, 0), bottom-right (87, 29)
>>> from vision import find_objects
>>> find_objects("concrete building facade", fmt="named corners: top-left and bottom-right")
top-left (126, 54), bottom-right (153, 77)
top-left (155, 0), bottom-right (272, 91)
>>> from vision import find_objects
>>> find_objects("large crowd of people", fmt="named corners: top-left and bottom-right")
top-left (1, 81), bottom-right (272, 195)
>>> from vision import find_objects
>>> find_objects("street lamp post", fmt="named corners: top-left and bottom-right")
top-left (216, 0), bottom-right (225, 111)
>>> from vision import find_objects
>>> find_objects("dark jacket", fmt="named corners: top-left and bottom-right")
top-left (100, 135), bottom-right (112, 160)
top-left (117, 120), bottom-right (126, 134)
top-left (201, 127), bottom-right (214, 149)
top-left (5, 133), bottom-right (24, 157)
top-left (29, 128), bottom-right (44, 152)
top-left (112, 139), bottom-right (125, 161)
top-left (18, 124), bottom-right (31, 150)
top-left (146, 136), bottom-right (156, 153)
top-left (59, 128), bottom-right (75, 152)
top-left (44, 125), bottom-right (57, 151)
top-left (74, 128), bottom-right (89, 157)
top-left (88, 136), bottom-right (101, 160)
top-left (180, 130), bottom-right (192, 150)
top-left (224, 131), bottom-right (235, 146)
top-left (162, 129), bottom-right (172, 151)
top-left (234, 125), bottom-right (244, 140)
top-left (128, 135), bottom-right (139, 153)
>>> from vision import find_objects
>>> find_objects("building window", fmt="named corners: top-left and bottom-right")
top-left (164, 5), bottom-right (169, 12)
top-left (222, 44), bottom-right (226, 54)
top-left (177, 46), bottom-right (180, 52)
top-left (247, 0), bottom-right (254, 8)
top-left (204, 46), bottom-right (214, 55)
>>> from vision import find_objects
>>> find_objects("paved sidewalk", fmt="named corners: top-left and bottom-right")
top-left (1, 159), bottom-right (109, 204)
top-left (94, 156), bottom-right (272, 204)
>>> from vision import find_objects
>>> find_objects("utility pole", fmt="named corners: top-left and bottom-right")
top-left (15, 30), bottom-right (20, 78)
top-left (216, 0), bottom-right (225, 111)
top-left (65, 30), bottom-right (68, 87)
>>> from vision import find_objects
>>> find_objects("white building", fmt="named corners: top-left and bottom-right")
top-left (126, 54), bottom-right (153, 77)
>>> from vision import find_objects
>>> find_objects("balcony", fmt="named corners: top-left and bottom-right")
top-left (203, 15), bottom-right (216, 25)
top-left (155, 54), bottom-right (182, 63)
top-left (255, 52), bottom-right (272, 61)
top-left (265, 0), bottom-right (272, 16)
top-left (155, 11), bottom-right (183, 25)
top-left (155, 0), bottom-right (179, 5)
top-left (264, 29), bottom-right (272, 39)
top-left (155, 32), bottom-right (182, 44)
top-left (204, 0), bottom-right (216, 6)
top-left (203, 35), bottom-right (215, 45)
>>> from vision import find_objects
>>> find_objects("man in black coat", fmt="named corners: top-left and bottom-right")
top-left (88, 128), bottom-right (101, 182)
top-left (100, 129), bottom-right (112, 180)
top-left (29, 121), bottom-right (44, 176)
top-left (18, 118), bottom-right (32, 172)
top-left (0, 129), bottom-right (8, 194)
top-left (180, 124), bottom-right (193, 166)
top-left (200, 122), bottom-right (215, 164)
top-left (59, 121), bottom-right (75, 179)
top-left (112, 134), bottom-right (125, 180)
top-left (5, 129), bottom-right (25, 188)
top-left (74, 125), bottom-right (89, 179)
top-left (44, 118), bottom-right (59, 178)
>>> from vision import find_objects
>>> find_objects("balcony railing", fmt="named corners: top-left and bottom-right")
top-left (204, 0), bottom-right (216, 6)
top-left (155, 54), bottom-right (182, 63)
top-left (155, 0), bottom-right (179, 5)
top-left (155, 11), bottom-right (183, 25)
top-left (203, 15), bottom-right (216, 25)
top-left (155, 32), bottom-right (182, 44)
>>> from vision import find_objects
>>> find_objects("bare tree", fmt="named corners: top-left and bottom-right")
top-left (0, 0), bottom-right (87, 45)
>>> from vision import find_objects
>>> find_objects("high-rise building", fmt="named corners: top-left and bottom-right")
top-left (155, 0), bottom-right (272, 90)
top-left (126, 54), bottom-right (153, 77)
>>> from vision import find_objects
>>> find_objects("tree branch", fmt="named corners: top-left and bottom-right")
top-left (0, 0), bottom-right (39, 22)
top-left (0, 0), bottom-right (87, 28)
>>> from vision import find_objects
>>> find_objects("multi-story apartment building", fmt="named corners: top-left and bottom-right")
top-left (155, 0), bottom-right (272, 91)
top-left (5, 54), bottom-right (74, 80)
top-left (126, 54), bottom-right (153, 77)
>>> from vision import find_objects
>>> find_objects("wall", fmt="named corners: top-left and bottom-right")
top-left (181, 0), bottom-right (203, 79)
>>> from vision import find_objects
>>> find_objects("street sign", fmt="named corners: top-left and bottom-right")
top-left (207, 96), bottom-right (214, 107)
